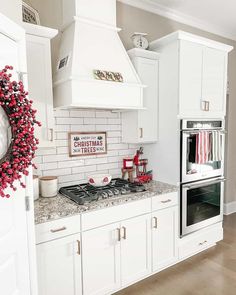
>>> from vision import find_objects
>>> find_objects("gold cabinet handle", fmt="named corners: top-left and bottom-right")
top-left (122, 226), bottom-right (127, 240)
top-left (49, 128), bottom-right (54, 141)
top-left (199, 240), bottom-right (207, 246)
top-left (77, 240), bottom-right (81, 255)
top-left (161, 199), bottom-right (172, 204)
top-left (50, 226), bottom-right (67, 233)
top-left (153, 217), bottom-right (158, 229)
top-left (140, 127), bottom-right (143, 139)
top-left (205, 101), bottom-right (210, 111)
top-left (117, 228), bottom-right (121, 242)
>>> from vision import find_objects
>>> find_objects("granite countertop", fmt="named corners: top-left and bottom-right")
top-left (34, 180), bottom-right (178, 225)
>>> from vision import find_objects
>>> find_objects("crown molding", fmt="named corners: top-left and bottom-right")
top-left (118, 0), bottom-right (236, 41)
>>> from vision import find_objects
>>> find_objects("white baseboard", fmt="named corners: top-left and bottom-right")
top-left (224, 202), bottom-right (236, 215)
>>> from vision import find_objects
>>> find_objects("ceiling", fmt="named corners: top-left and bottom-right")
top-left (119, 0), bottom-right (236, 40)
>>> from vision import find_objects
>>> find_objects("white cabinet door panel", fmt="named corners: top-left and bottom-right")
top-left (82, 223), bottom-right (121, 295)
top-left (179, 40), bottom-right (203, 118)
top-left (121, 214), bottom-right (151, 287)
top-left (26, 34), bottom-right (55, 148)
top-left (37, 234), bottom-right (82, 295)
top-left (152, 206), bottom-right (178, 271)
top-left (137, 58), bottom-right (158, 143)
top-left (202, 47), bottom-right (226, 116)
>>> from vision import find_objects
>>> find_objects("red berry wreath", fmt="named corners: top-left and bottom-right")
top-left (0, 66), bottom-right (41, 198)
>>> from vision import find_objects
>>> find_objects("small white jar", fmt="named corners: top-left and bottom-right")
top-left (39, 176), bottom-right (58, 198)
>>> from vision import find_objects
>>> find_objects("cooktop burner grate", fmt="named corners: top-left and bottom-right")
top-left (59, 178), bottom-right (146, 205)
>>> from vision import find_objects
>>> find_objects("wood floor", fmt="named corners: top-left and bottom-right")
top-left (115, 214), bottom-right (236, 295)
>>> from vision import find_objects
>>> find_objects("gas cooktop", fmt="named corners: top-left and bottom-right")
top-left (59, 178), bottom-right (146, 205)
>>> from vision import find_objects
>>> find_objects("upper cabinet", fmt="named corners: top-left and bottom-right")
top-left (23, 23), bottom-right (58, 148)
top-left (122, 49), bottom-right (159, 143)
top-left (150, 31), bottom-right (233, 119)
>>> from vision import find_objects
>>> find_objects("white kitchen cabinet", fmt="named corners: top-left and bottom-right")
top-left (82, 223), bottom-right (121, 295)
top-left (82, 214), bottom-right (151, 295)
top-left (120, 214), bottom-right (152, 286)
top-left (23, 23), bottom-right (58, 148)
top-left (150, 31), bottom-right (232, 119)
top-left (152, 206), bottom-right (178, 271)
top-left (122, 48), bottom-right (159, 143)
top-left (179, 40), bottom-right (227, 118)
top-left (201, 47), bottom-right (226, 116)
top-left (37, 233), bottom-right (82, 295)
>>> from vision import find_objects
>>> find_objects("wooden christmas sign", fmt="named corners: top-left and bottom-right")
top-left (69, 132), bottom-right (107, 157)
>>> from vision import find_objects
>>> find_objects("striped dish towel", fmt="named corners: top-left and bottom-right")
top-left (210, 131), bottom-right (222, 162)
top-left (195, 131), bottom-right (211, 164)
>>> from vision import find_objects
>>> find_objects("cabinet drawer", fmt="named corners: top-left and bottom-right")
top-left (152, 192), bottom-right (178, 211)
top-left (82, 198), bottom-right (151, 231)
top-left (179, 223), bottom-right (223, 260)
top-left (36, 215), bottom-right (81, 244)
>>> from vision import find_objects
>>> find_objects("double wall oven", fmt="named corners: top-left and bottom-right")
top-left (180, 120), bottom-right (225, 236)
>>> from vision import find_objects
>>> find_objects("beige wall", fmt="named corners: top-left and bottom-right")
top-left (8, 1), bottom-right (236, 203)
top-left (0, 0), bottom-right (22, 24)
top-left (117, 2), bottom-right (236, 203)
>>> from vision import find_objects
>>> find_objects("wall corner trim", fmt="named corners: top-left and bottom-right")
top-left (224, 201), bottom-right (236, 215)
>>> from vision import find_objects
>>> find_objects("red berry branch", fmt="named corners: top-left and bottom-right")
top-left (0, 66), bottom-right (41, 198)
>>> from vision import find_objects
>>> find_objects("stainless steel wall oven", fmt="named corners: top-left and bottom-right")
top-left (180, 120), bottom-right (225, 236)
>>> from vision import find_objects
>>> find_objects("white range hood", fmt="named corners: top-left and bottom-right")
top-left (53, 0), bottom-right (144, 110)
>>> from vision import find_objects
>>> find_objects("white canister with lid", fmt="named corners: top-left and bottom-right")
top-left (39, 176), bottom-right (58, 198)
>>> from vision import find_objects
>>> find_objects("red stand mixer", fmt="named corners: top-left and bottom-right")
top-left (133, 147), bottom-right (153, 183)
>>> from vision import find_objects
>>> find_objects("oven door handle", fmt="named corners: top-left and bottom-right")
top-left (183, 178), bottom-right (226, 189)
top-left (182, 130), bottom-right (227, 135)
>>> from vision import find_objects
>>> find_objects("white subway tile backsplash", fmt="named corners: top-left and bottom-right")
top-left (56, 117), bottom-right (83, 125)
top-left (84, 118), bottom-right (107, 125)
top-left (70, 110), bottom-right (95, 118)
top-left (107, 137), bottom-right (120, 144)
top-left (107, 118), bottom-right (121, 125)
top-left (58, 173), bottom-right (85, 184)
top-left (70, 125), bottom-right (96, 132)
top-left (55, 140), bottom-right (68, 147)
top-left (56, 132), bottom-right (68, 140)
top-left (57, 147), bottom-right (68, 154)
top-left (96, 163), bottom-right (118, 171)
top-left (108, 143), bottom-right (129, 150)
top-left (72, 165), bottom-right (97, 174)
top-left (43, 168), bottom-right (71, 177)
top-left (95, 111), bottom-right (118, 118)
top-left (34, 109), bottom-right (143, 187)
top-left (54, 109), bottom-right (70, 117)
top-left (36, 148), bottom-right (56, 156)
top-left (55, 125), bottom-right (70, 132)
top-left (96, 125), bottom-right (121, 131)
top-left (58, 160), bottom-right (84, 168)
top-left (84, 157), bottom-right (108, 165)
top-left (107, 131), bottom-right (122, 138)
top-left (38, 162), bottom-right (58, 170)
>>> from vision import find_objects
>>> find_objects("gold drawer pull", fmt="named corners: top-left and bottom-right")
top-left (77, 240), bottom-right (81, 255)
top-left (122, 226), bottom-right (127, 240)
top-left (117, 228), bottom-right (121, 242)
top-left (50, 226), bottom-right (67, 233)
top-left (161, 199), bottom-right (172, 204)
top-left (153, 217), bottom-right (158, 229)
top-left (199, 240), bottom-right (207, 246)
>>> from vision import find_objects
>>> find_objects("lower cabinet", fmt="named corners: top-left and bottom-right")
top-left (152, 206), bottom-right (178, 271)
top-left (120, 214), bottom-right (152, 286)
top-left (36, 234), bottom-right (82, 295)
top-left (82, 214), bottom-right (151, 295)
top-left (82, 223), bottom-right (121, 295)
